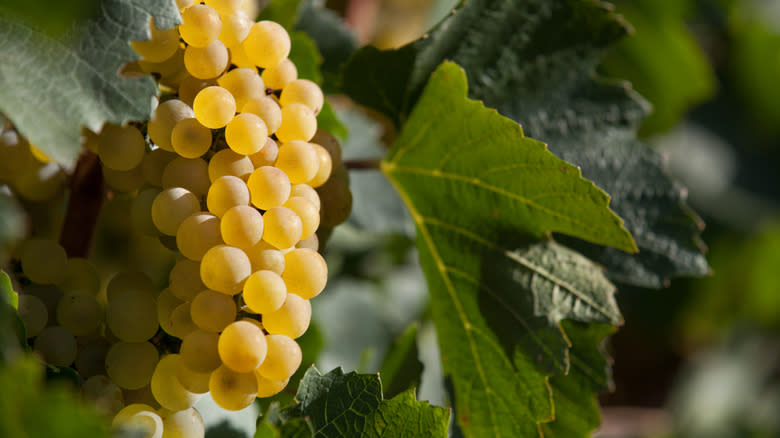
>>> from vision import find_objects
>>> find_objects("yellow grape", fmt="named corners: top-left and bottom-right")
top-left (275, 103), bottom-right (317, 143)
top-left (193, 86), bottom-right (236, 129)
top-left (206, 175), bottom-right (250, 217)
top-left (218, 68), bottom-right (265, 109)
top-left (217, 320), bottom-right (267, 373)
top-left (280, 79), bottom-right (324, 114)
top-left (178, 76), bottom-right (217, 107)
top-left (161, 407), bottom-right (205, 438)
top-left (105, 342), bottom-right (160, 390)
top-left (190, 289), bottom-right (236, 332)
top-left (179, 4), bottom-right (222, 48)
top-left (13, 160), bottom-right (65, 201)
top-left (171, 118), bottom-right (212, 158)
top-left (151, 187), bottom-right (200, 236)
top-left (20, 238), bottom-right (67, 285)
top-left (17, 294), bottom-right (47, 338)
top-left (282, 248), bottom-right (327, 300)
top-left (249, 138), bottom-right (279, 168)
top-left (82, 375), bottom-right (125, 416)
top-left (256, 334), bottom-right (301, 381)
top-left (243, 270), bottom-right (286, 314)
top-left (246, 166), bottom-right (290, 210)
top-left (141, 148), bottom-right (177, 187)
top-left (244, 21), bottom-right (290, 68)
top-left (220, 205), bottom-right (264, 250)
top-left (184, 40), bottom-right (229, 79)
top-left (167, 302), bottom-right (198, 339)
top-left (261, 206), bottom-right (302, 249)
top-left (205, 0), bottom-right (243, 14)
top-left (296, 233), bottom-right (319, 251)
top-left (98, 123), bottom-right (146, 171)
top-left (282, 196), bottom-right (319, 240)
top-left (113, 406), bottom-right (163, 438)
top-left (139, 47), bottom-right (187, 87)
top-left (113, 403), bottom-right (158, 428)
top-left (161, 157), bottom-right (210, 197)
top-left (150, 355), bottom-right (200, 411)
top-left (149, 99), bottom-right (194, 152)
top-left (34, 326), bottom-right (77, 366)
top-left (131, 17), bottom-right (180, 62)
top-left (225, 113), bottom-right (268, 155)
top-left (275, 140), bottom-right (318, 184)
top-left (308, 142), bottom-right (333, 188)
top-left (179, 329), bottom-right (222, 373)
top-left (209, 365), bottom-right (258, 411)
top-left (200, 245), bottom-right (252, 295)
top-left (56, 291), bottom-right (103, 336)
top-left (241, 96), bottom-right (282, 134)
top-left (262, 293), bottom-right (311, 339)
top-left (218, 11), bottom-right (251, 48)
top-left (169, 258), bottom-right (206, 301)
top-left (255, 374), bottom-right (288, 398)
top-left (245, 241), bottom-right (285, 275)
top-left (208, 148), bottom-right (254, 182)
top-left (176, 212), bottom-right (223, 261)
top-left (261, 58), bottom-right (297, 90)
top-left (157, 289), bottom-right (184, 335)
top-left (228, 43), bottom-right (255, 69)
top-left (176, 363), bottom-right (211, 394)
top-left (290, 183), bottom-right (321, 211)
top-left (104, 164), bottom-right (145, 193)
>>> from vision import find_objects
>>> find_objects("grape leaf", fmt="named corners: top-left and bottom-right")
top-left (382, 61), bottom-right (624, 437)
top-left (281, 367), bottom-right (449, 437)
top-left (0, 0), bottom-right (180, 167)
top-left (379, 323), bottom-right (422, 399)
top-left (343, 0), bottom-right (709, 288)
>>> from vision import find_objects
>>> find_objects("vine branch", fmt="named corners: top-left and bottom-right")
top-left (59, 151), bottom-right (104, 258)
top-left (344, 158), bottom-right (382, 170)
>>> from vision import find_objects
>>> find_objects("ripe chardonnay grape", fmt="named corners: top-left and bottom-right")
top-left (275, 140), bottom-right (318, 184)
top-left (57, 258), bottom-right (100, 295)
top-left (149, 99), bottom-right (194, 152)
top-left (200, 245), bottom-right (252, 295)
top-left (280, 79), bottom-right (324, 114)
top-left (141, 148), bottom-right (177, 187)
top-left (208, 148), bottom-right (254, 182)
top-left (220, 205), bottom-right (264, 250)
top-left (255, 374), bottom-right (289, 398)
top-left (169, 258), bottom-right (206, 301)
top-left (193, 86), bottom-right (236, 129)
top-left (131, 18), bottom-right (180, 62)
top-left (262, 293), bottom-right (311, 339)
top-left (207, 175), bottom-right (250, 217)
top-left (261, 206), bottom-right (302, 249)
top-left (106, 342), bottom-right (160, 390)
top-left (281, 248), bottom-right (327, 300)
top-left (151, 187), bottom-right (201, 236)
top-left (106, 282), bottom-right (159, 342)
top-left (283, 196), bottom-right (319, 240)
top-left (275, 103), bottom-right (317, 143)
top-left (179, 329), bottom-right (222, 373)
top-left (209, 365), bottom-right (258, 411)
top-left (171, 118), bottom-right (213, 158)
top-left (184, 40), bottom-right (229, 79)
top-left (176, 363), bottom-right (211, 394)
top-left (249, 138), bottom-right (279, 167)
top-left (176, 212), bottom-right (223, 261)
top-left (218, 11), bottom-right (251, 48)
top-left (190, 289), bottom-right (237, 332)
top-left (261, 58), bottom-right (297, 90)
top-left (82, 375), bottom-right (125, 416)
top-left (247, 166), bottom-right (290, 210)
top-left (256, 334), bottom-right (301, 381)
top-left (244, 21), bottom-right (290, 68)
top-left (218, 68), bottom-right (265, 109)
top-left (161, 407), bottom-right (205, 438)
top-left (243, 270), bottom-right (286, 314)
top-left (151, 355), bottom-right (200, 411)
top-left (218, 320), bottom-right (267, 373)
top-left (308, 142), bottom-right (333, 188)
top-left (290, 183), bottom-right (321, 211)
top-left (161, 157), bottom-right (211, 197)
top-left (245, 241), bottom-right (285, 275)
top-left (179, 4), bottom-right (222, 48)
top-left (241, 96), bottom-right (282, 135)
top-left (225, 112), bottom-right (268, 155)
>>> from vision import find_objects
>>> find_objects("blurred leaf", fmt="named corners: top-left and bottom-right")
top-left (0, 270), bottom-right (25, 364)
top-left (281, 367), bottom-right (450, 437)
top-left (0, 0), bottom-right (180, 167)
top-left (0, 271), bottom-right (18, 310)
top-left (258, 0), bottom-right (305, 31)
top-left (601, 0), bottom-right (716, 136)
top-left (379, 323), bottom-right (422, 399)
top-left (0, 0), bottom-right (100, 36)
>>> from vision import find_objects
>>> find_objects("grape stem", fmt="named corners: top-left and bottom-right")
top-left (343, 158), bottom-right (381, 170)
top-left (59, 151), bottom-right (104, 258)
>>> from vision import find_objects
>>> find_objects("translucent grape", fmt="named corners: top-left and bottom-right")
top-left (308, 142), bottom-right (333, 188)
top-left (176, 212), bottom-right (223, 261)
top-left (18, 294), bottom-right (47, 338)
top-left (190, 289), bottom-right (237, 332)
top-left (149, 99), bottom-right (194, 152)
top-left (175, 0), bottom-right (194, 10)
top-left (112, 403), bottom-right (158, 429)
top-left (218, 11), bottom-right (251, 48)
top-left (209, 365), bottom-right (258, 411)
top-left (106, 281), bottom-right (159, 342)
top-left (282, 196), bottom-right (319, 240)
top-left (21, 284), bottom-right (63, 326)
top-left (131, 17), bottom-right (180, 62)
top-left (171, 118), bottom-right (213, 158)
top-left (157, 289), bottom-right (184, 336)
top-left (104, 164), bottom-right (145, 193)
top-left (261, 206), bottom-right (302, 249)
top-left (97, 123), bottom-right (146, 171)
top-left (106, 342), bottom-right (160, 390)
top-left (184, 40), bottom-right (229, 79)
top-left (200, 245), bottom-right (252, 295)
top-left (179, 4), bottom-right (222, 48)
top-left (161, 157), bottom-right (210, 197)
top-left (141, 148), bottom-right (177, 187)
top-left (205, 0), bottom-right (242, 14)
top-left (256, 334), bottom-right (301, 381)
top-left (255, 374), bottom-right (289, 398)
top-left (220, 205), bottom-right (264, 250)
top-left (247, 166), bottom-right (290, 210)
top-left (207, 175), bottom-right (250, 217)
top-left (150, 355), bottom-right (200, 411)
top-left (245, 241), bottom-right (285, 275)
top-left (241, 96), bottom-right (282, 134)
top-left (193, 86), bottom-right (236, 129)
top-left (296, 233), bottom-right (319, 251)
top-left (249, 138), bottom-right (279, 167)
top-left (290, 183), bottom-right (321, 211)
top-left (208, 148), bottom-right (254, 182)
top-left (161, 407), bottom-right (205, 438)
top-left (176, 363), bottom-right (211, 394)
top-left (275, 140), bottom-right (319, 184)
top-left (225, 113), bottom-right (268, 155)
top-left (178, 76), bottom-right (217, 107)
top-left (169, 258), bottom-right (206, 301)
top-left (280, 79), bottom-right (324, 114)
top-left (244, 21), bottom-right (290, 68)
top-left (34, 326), bottom-right (77, 366)
top-left (218, 320), bottom-right (266, 372)
top-left (282, 248), bottom-right (327, 300)
top-left (56, 291), bottom-right (103, 336)
top-left (20, 238), bottom-right (67, 285)
top-left (139, 47), bottom-right (187, 87)
top-left (179, 329), bottom-right (222, 373)
top-left (262, 293), bottom-right (311, 339)
top-left (114, 406), bottom-right (163, 438)
top-left (82, 375), bottom-right (124, 416)
top-left (228, 43), bottom-right (255, 69)
top-left (167, 302), bottom-right (198, 339)
top-left (275, 103), bottom-right (317, 143)
top-left (151, 187), bottom-right (201, 236)
top-left (218, 68), bottom-right (265, 109)
top-left (243, 270), bottom-right (286, 314)
top-left (261, 58), bottom-right (297, 90)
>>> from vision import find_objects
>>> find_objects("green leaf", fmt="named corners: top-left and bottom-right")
top-left (383, 62), bottom-right (624, 436)
top-left (0, 0), bottom-right (180, 167)
top-left (257, 0), bottom-right (305, 30)
top-left (0, 271), bottom-right (18, 310)
top-left (0, 271), bottom-right (25, 364)
top-left (344, 0), bottom-right (709, 288)
top-left (600, 0), bottom-right (716, 136)
top-left (379, 323), bottom-right (422, 399)
top-left (0, 0), bottom-right (100, 36)
top-left (281, 367), bottom-right (450, 437)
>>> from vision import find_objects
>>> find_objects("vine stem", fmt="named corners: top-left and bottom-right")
top-left (343, 158), bottom-right (382, 170)
top-left (59, 151), bottom-right (104, 258)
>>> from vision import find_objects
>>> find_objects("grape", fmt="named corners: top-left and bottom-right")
top-left (139, 48), bottom-right (187, 87)
top-left (0, 130), bottom-right (33, 181)
top-left (261, 206), bottom-right (302, 249)
top-left (132, 188), bottom-right (163, 236)
top-left (131, 17), bottom-right (180, 62)
top-left (218, 68), bottom-right (265, 109)
top-left (218, 11), bottom-right (251, 48)
top-left (184, 40), bottom-right (229, 79)
top-left (247, 166), bottom-right (290, 210)
top-left (169, 258), bottom-right (206, 301)
top-left (122, 387), bottom-right (160, 410)
top-left (282, 248), bottom-right (327, 300)
top-left (207, 175), bottom-right (250, 217)
top-left (151, 187), bottom-right (201, 236)
top-left (113, 403), bottom-right (158, 429)
top-left (179, 4), bottom-right (222, 48)
top-left (149, 100), bottom-right (194, 152)
top-left (151, 355), bottom-right (200, 411)
top-left (310, 129), bottom-right (342, 165)
top-left (205, 0), bottom-right (242, 14)
top-left (141, 148), bottom-right (177, 187)
top-left (97, 123), bottom-right (146, 171)
top-left (115, 410), bottom-right (163, 438)
top-left (243, 270), bottom-right (286, 314)
top-left (190, 289), bottom-right (237, 332)
top-left (161, 157), bottom-right (211, 197)
top-left (178, 76), bottom-right (217, 107)
top-left (245, 241), bottom-right (285, 275)
top-left (296, 233), bottom-right (319, 251)
top-left (282, 196), bottom-right (319, 240)
top-left (157, 288), bottom-right (184, 335)
top-left (262, 293), bottom-right (311, 339)
top-left (200, 245), bottom-right (252, 295)
top-left (162, 409), bottom-right (205, 438)
top-left (176, 213), bottom-right (223, 261)
top-left (208, 148), bottom-right (254, 182)
top-left (106, 342), bottom-right (160, 390)
top-left (220, 205), bottom-right (264, 250)
top-left (228, 43), bottom-right (255, 69)
top-left (106, 271), bottom-right (156, 303)
top-left (275, 103), bottom-right (317, 143)
top-left (249, 138), bottom-right (279, 167)
top-left (209, 365), bottom-right (258, 411)
top-left (256, 334), bottom-right (301, 381)
top-left (241, 96), bottom-right (282, 134)
top-left (275, 140), bottom-right (319, 184)
top-left (175, 0), bottom-right (194, 10)
top-left (244, 21), bottom-right (290, 68)
top-left (20, 238), bottom-right (67, 285)
top-left (179, 329), bottom-right (222, 373)
top-left (193, 86), bottom-right (236, 129)
top-left (21, 284), bottom-right (63, 326)
top-left (308, 142), bottom-right (333, 188)
top-left (34, 326), bottom-right (77, 366)
top-left (74, 339), bottom-right (109, 379)
top-left (82, 375), bottom-right (125, 416)
top-left (255, 374), bottom-right (289, 398)
top-left (176, 363), bottom-right (211, 394)
top-left (106, 277), bottom-right (158, 342)
top-left (17, 294), bottom-right (48, 338)
top-left (280, 79), bottom-right (324, 114)
top-left (104, 164), bottom-right (145, 193)
top-left (316, 164), bottom-right (352, 227)
top-left (167, 302), bottom-right (198, 339)
top-left (171, 118), bottom-right (213, 158)
top-left (290, 183), bottom-right (321, 211)
top-left (56, 291), bottom-right (103, 336)
top-left (12, 160), bottom-right (66, 201)
top-left (218, 320), bottom-right (267, 372)
top-left (225, 113), bottom-right (268, 155)
top-left (261, 58), bottom-right (297, 90)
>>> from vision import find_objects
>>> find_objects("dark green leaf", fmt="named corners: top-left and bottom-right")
top-left (0, 0), bottom-right (180, 167)
top-left (383, 62), bottom-right (624, 436)
top-left (282, 367), bottom-right (450, 437)
top-left (0, 271), bottom-right (25, 363)
top-left (379, 323), bottom-right (422, 399)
